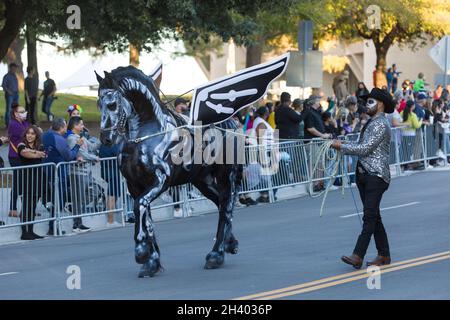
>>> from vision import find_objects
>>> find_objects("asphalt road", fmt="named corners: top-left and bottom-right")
top-left (0, 170), bottom-right (449, 300)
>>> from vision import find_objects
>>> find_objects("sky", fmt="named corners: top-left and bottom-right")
top-left (0, 38), bottom-right (208, 96)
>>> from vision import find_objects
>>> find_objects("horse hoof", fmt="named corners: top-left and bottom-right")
top-left (224, 239), bottom-right (239, 255)
top-left (135, 242), bottom-right (150, 265)
top-left (204, 251), bottom-right (224, 269)
top-left (138, 259), bottom-right (160, 278)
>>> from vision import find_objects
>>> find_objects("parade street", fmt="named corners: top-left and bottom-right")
top-left (0, 169), bottom-right (449, 300)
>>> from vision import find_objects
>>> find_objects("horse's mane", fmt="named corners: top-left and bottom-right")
top-left (100, 66), bottom-right (156, 92)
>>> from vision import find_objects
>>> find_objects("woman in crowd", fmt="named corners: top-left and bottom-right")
top-left (17, 125), bottom-right (47, 240)
top-left (7, 103), bottom-right (30, 218)
top-left (355, 82), bottom-right (369, 99)
top-left (400, 100), bottom-right (422, 170)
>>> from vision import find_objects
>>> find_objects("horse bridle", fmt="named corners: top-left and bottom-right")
top-left (100, 107), bottom-right (128, 136)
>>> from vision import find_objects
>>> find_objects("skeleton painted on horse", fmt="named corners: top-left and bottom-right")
top-left (96, 54), bottom-right (290, 278)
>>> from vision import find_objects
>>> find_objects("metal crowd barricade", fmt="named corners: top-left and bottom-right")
top-left (0, 162), bottom-right (57, 231)
top-left (53, 157), bottom-right (126, 233)
top-left (3, 119), bottom-right (450, 238)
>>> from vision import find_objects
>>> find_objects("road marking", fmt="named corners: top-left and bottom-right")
top-left (234, 249), bottom-right (450, 300)
top-left (0, 272), bottom-right (19, 277)
top-left (340, 202), bottom-right (420, 218)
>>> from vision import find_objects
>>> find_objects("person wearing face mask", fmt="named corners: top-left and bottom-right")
top-left (7, 103), bottom-right (30, 218)
top-left (331, 88), bottom-right (395, 269)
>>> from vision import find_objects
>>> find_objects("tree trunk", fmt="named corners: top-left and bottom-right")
top-left (26, 26), bottom-right (39, 83)
top-left (374, 44), bottom-right (388, 89)
top-left (245, 42), bottom-right (263, 68)
top-left (0, 0), bottom-right (26, 62)
top-left (5, 36), bottom-right (25, 91)
top-left (129, 43), bottom-right (140, 67)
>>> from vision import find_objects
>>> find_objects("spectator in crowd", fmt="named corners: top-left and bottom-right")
top-left (42, 118), bottom-right (82, 235)
top-left (414, 92), bottom-right (428, 122)
top-left (249, 106), bottom-right (276, 203)
top-left (292, 98), bottom-right (305, 139)
top-left (394, 89), bottom-right (407, 113)
top-left (8, 103), bottom-right (30, 218)
top-left (423, 97), bottom-right (434, 125)
top-left (66, 116), bottom-right (101, 233)
top-left (67, 104), bottom-right (82, 117)
top-left (17, 125), bottom-right (47, 240)
top-left (243, 107), bottom-right (256, 132)
top-left (266, 102), bottom-right (276, 129)
top-left (174, 97), bottom-right (189, 116)
top-left (275, 92), bottom-right (303, 140)
top-left (434, 84), bottom-right (443, 101)
top-left (388, 92), bottom-right (404, 128)
top-left (2, 63), bottom-right (19, 127)
top-left (413, 72), bottom-right (427, 93)
top-left (386, 68), bottom-right (393, 93)
top-left (303, 96), bottom-right (331, 192)
top-left (391, 64), bottom-right (401, 94)
top-left (332, 70), bottom-right (349, 104)
top-left (440, 89), bottom-right (450, 109)
top-left (99, 143), bottom-right (125, 226)
top-left (322, 111), bottom-right (339, 138)
top-left (0, 135), bottom-right (8, 225)
top-left (39, 71), bottom-right (56, 121)
top-left (65, 104), bottom-right (95, 141)
top-left (303, 96), bottom-right (330, 140)
top-left (24, 66), bottom-right (39, 125)
top-left (171, 98), bottom-right (191, 217)
top-left (400, 100), bottom-right (422, 170)
top-left (344, 96), bottom-right (360, 133)
top-left (432, 100), bottom-right (449, 160)
top-left (355, 82), bottom-right (369, 100)
top-left (401, 80), bottom-right (414, 101)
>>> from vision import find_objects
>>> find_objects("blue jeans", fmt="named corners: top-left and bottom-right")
top-left (42, 96), bottom-right (55, 120)
top-left (4, 92), bottom-right (19, 126)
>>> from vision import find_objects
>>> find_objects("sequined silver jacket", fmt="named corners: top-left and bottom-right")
top-left (340, 113), bottom-right (391, 184)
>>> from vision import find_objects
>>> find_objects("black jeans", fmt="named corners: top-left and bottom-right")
top-left (26, 96), bottom-right (37, 124)
top-left (353, 168), bottom-right (390, 258)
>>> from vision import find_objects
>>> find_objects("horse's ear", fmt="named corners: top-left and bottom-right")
top-left (189, 53), bottom-right (290, 125)
top-left (149, 62), bottom-right (162, 88)
top-left (95, 70), bottom-right (103, 83)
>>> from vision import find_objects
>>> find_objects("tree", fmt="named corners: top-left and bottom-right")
top-left (183, 0), bottom-right (299, 68)
top-left (296, 0), bottom-right (450, 87)
top-left (0, 0), bottom-right (26, 62)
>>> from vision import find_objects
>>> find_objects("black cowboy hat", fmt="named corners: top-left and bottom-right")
top-left (361, 88), bottom-right (395, 114)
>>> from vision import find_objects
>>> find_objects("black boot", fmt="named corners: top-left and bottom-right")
top-left (28, 224), bottom-right (44, 240)
top-left (21, 226), bottom-right (34, 240)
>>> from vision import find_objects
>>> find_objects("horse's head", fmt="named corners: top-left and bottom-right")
top-left (96, 70), bottom-right (134, 145)
top-left (96, 66), bottom-right (163, 146)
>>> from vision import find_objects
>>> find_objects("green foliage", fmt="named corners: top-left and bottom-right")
top-left (296, 0), bottom-right (449, 50)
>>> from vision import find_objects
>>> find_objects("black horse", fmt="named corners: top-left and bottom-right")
top-left (96, 66), bottom-right (242, 277)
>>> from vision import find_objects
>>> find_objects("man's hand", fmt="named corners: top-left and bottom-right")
top-left (0, 136), bottom-right (9, 144)
top-left (331, 139), bottom-right (341, 150)
top-left (321, 133), bottom-right (332, 139)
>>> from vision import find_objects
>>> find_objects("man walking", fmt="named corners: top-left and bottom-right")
top-left (25, 66), bottom-right (39, 124)
top-left (39, 71), bottom-right (56, 121)
top-left (2, 63), bottom-right (19, 127)
top-left (331, 88), bottom-right (395, 268)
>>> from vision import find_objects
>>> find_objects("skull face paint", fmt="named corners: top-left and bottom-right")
top-left (366, 98), bottom-right (378, 116)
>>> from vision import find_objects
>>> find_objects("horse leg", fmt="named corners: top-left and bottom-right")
top-left (133, 169), bottom-right (167, 278)
top-left (203, 167), bottom-right (239, 269)
top-left (193, 176), bottom-right (238, 254)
